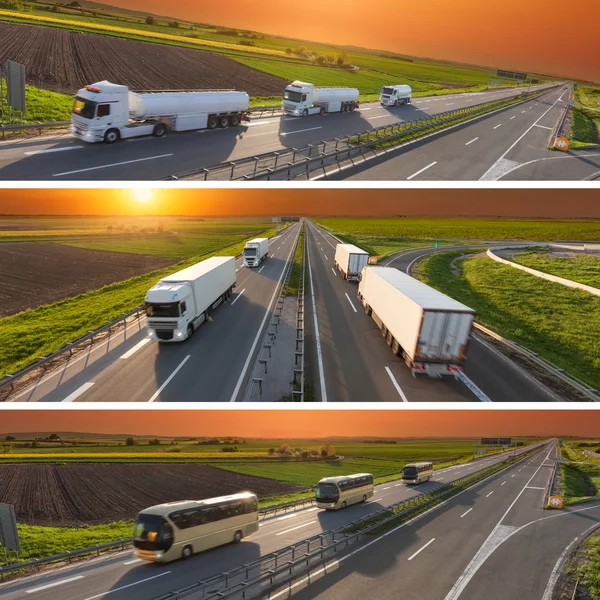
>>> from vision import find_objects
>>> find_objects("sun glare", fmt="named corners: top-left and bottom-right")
top-left (133, 188), bottom-right (153, 203)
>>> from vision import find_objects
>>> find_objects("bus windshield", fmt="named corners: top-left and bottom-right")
top-left (283, 90), bottom-right (303, 103)
top-left (402, 466), bottom-right (418, 478)
top-left (133, 514), bottom-right (173, 549)
top-left (145, 302), bottom-right (180, 318)
top-left (72, 97), bottom-right (97, 119)
top-left (316, 483), bottom-right (339, 503)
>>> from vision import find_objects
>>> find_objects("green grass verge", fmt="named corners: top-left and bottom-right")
top-left (560, 463), bottom-right (600, 504)
top-left (286, 227), bottom-right (304, 296)
top-left (0, 80), bottom-right (73, 123)
top-left (512, 250), bottom-right (600, 289)
top-left (568, 107), bottom-right (600, 149)
top-left (413, 251), bottom-right (600, 390)
top-left (567, 529), bottom-right (600, 599)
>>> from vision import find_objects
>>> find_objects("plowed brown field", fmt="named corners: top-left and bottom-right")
top-left (0, 464), bottom-right (302, 525)
top-left (0, 22), bottom-right (286, 95)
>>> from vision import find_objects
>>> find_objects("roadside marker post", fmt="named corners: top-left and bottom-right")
top-left (547, 496), bottom-right (564, 509)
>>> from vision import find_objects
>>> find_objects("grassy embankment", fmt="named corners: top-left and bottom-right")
top-left (567, 84), bottom-right (600, 149)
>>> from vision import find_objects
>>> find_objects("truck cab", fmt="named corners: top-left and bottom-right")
top-left (380, 85), bottom-right (412, 106)
top-left (145, 282), bottom-right (197, 342)
top-left (72, 81), bottom-right (131, 143)
top-left (283, 81), bottom-right (319, 117)
top-left (243, 238), bottom-right (268, 267)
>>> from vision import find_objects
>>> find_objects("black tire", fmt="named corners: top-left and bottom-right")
top-left (152, 123), bottom-right (167, 137)
top-left (219, 116), bottom-right (229, 128)
top-left (341, 501), bottom-right (347, 509)
top-left (350, 103), bottom-right (356, 111)
top-left (182, 545), bottom-right (193, 559)
top-left (302, 109), bottom-right (308, 118)
top-left (233, 530), bottom-right (243, 543)
top-left (391, 339), bottom-right (400, 356)
top-left (187, 325), bottom-right (194, 340)
top-left (320, 107), bottom-right (325, 115)
top-left (362, 495), bottom-right (367, 503)
top-left (386, 331), bottom-right (393, 347)
top-left (103, 129), bottom-right (120, 144)
top-left (229, 114), bottom-right (240, 127)
top-left (207, 116), bottom-right (218, 130)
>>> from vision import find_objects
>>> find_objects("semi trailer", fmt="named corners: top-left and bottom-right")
top-left (71, 81), bottom-right (250, 143)
top-left (334, 243), bottom-right (369, 281)
top-left (243, 238), bottom-right (269, 267)
top-left (358, 267), bottom-right (475, 378)
top-left (145, 257), bottom-right (236, 342)
top-left (379, 85), bottom-right (412, 106)
top-left (282, 81), bottom-right (359, 117)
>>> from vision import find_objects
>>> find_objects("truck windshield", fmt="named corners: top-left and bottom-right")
top-left (145, 302), bottom-right (180, 318)
top-left (316, 483), bottom-right (339, 503)
top-left (381, 87), bottom-right (394, 95)
top-left (72, 97), bottom-right (97, 119)
top-left (244, 247), bottom-right (257, 256)
top-left (283, 90), bottom-right (303, 103)
top-left (133, 514), bottom-right (173, 550)
top-left (402, 466), bottom-right (418, 478)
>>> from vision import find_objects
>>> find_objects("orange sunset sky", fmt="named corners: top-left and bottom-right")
top-left (105, 0), bottom-right (598, 81)
top-left (1, 189), bottom-right (600, 217)
top-left (1, 410), bottom-right (598, 437)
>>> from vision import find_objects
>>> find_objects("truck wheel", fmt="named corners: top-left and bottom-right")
top-left (302, 109), bottom-right (308, 118)
top-left (230, 114), bottom-right (240, 127)
top-left (386, 331), bottom-right (394, 347)
top-left (350, 103), bottom-right (356, 111)
top-left (152, 123), bottom-right (167, 137)
top-left (219, 116), bottom-right (229, 128)
top-left (103, 129), bottom-right (120, 144)
top-left (391, 339), bottom-right (400, 356)
top-left (186, 325), bottom-right (194, 340)
top-left (319, 107), bottom-right (325, 115)
top-left (207, 116), bottom-right (218, 130)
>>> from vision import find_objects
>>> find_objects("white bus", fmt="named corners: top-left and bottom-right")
top-left (402, 462), bottom-right (433, 484)
top-left (315, 473), bottom-right (374, 510)
top-left (133, 492), bottom-right (259, 562)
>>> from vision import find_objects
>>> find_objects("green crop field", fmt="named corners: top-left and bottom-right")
top-left (315, 217), bottom-right (600, 242)
top-left (512, 250), bottom-right (600, 289)
top-left (413, 251), bottom-right (600, 391)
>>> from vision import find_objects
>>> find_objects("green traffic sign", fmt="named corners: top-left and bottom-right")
top-left (573, 83), bottom-right (578, 89)
top-left (434, 242), bottom-right (439, 249)
top-left (559, 440), bottom-right (563, 445)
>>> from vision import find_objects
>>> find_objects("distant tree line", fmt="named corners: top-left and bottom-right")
top-left (268, 444), bottom-right (335, 458)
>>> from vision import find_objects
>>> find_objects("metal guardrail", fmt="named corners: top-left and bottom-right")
top-left (153, 449), bottom-right (537, 600)
top-left (550, 87), bottom-right (572, 145)
top-left (292, 229), bottom-right (306, 401)
top-left (167, 87), bottom-right (556, 181)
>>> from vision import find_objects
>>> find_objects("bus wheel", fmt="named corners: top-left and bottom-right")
top-left (104, 129), bottom-right (120, 144)
top-left (233, 530), bottom-right (243, 543)
top-left (362, 495), bottom-right (367, 503)
top-left (182, 545), bottom-right (193, 559)
top-left (341, 501), bottom-right (347, 509)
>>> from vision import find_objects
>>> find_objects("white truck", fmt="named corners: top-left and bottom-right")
top-left (243, 238), bottom-right (269, 267)
top-left (358, 267), bottom-right (475, 378)
top-left (145, 257), bottom-right (236, 342)
top-left (379, 85), bottom-right (412, 106)
top-left (282, 81), bottom-right (359, 117)
top-left (71, 81), bottom-right (250, 143)
top-left (334, 243), bottom-right (369, 281)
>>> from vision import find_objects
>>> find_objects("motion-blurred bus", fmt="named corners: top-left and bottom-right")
top-left (133, 492), bottom-right (259, 562)
top-left (315, 474), bottom-right (374, 510)
top-left (402, 462), bottom-right (433, 484)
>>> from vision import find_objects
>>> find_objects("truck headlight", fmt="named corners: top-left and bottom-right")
top-left (175, 330), bottom-right (184, 338)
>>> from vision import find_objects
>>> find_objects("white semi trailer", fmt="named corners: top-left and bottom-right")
top-left (282, 81), bottom-right (359, 117)
top-left (334, 243), bottom-right (369, 281)
top-left (243, 238), bottom-right (269, 267)
top-left (71, 81), bottom-right (250, 143)
top-left (358, 267), bottom-right (475, 378)
top-left (145, 257), bottom-right (236, 342)
top-left (379, 85), bottom-right (412, 106)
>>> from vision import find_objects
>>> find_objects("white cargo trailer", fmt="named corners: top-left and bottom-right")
top-left (282, 81), bottom-right (359, 117)
top-left (243, 238), bottom-right (269, 267)
top-left (334, 244), bottom-right (369, 281)
top-left (358, 267), bottom-right (475, 378)
top-left (71, 81), bottom-right (250, 143)
top-left (379, 85), bottom-right (412, 106)
top-left (145, 257), bottom-right (236, 342)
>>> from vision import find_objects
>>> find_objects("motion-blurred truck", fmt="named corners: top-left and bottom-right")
top-left (282, 81), bottom-right (359, 117)
top-left (243, 238), bottom-right (269, 267)
top-left (334, 243), bottom-right (369, 281)
top-left (379, 85), bottom-right (412, 106)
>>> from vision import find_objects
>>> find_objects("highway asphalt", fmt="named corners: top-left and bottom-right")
top-left (278, 442), bottom-right (600, 600)
top-left (0, 86), bottom-right (553, 181)
top-left (8, 224), bottom-right (300, 403)
top-left (0, 444), bottom-right (543, 600)
top-left (343, 85), bottom-right (600, 181)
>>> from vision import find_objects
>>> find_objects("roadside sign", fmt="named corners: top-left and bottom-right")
top-left (434, 242), bottom-right (439, 249)
top-left (553, 137), bottom-right (570, 151)
top-left (573, 83), bottom-right (578, 89)
top-left (5, 60), bottom-right (26, 114)
top-left (368, 256), bottom-right (378, 265)
top-left (0, 503), bottom-right (20, 552)
top-left (558, 456), bottom-right (562, 461)
top-left (547, 496), bottom-right (563, 509)
top-left (559, 440), bottom-right (563, 445)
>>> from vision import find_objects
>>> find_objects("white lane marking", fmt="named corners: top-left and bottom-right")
top-left (511, 474), bottom-right (515, 478)
top-left (25, 145), bottom-right (84, 156)
top-left (258, 266), bottom-right (265, 273)
top-left (445, 103), bottom-right (455, 106)
top-left (270, 253), bottom-right (275, 258)
top-left (367, 115), bottom-right (390, 120)
top-left (493, 124), bottom-right (502, 129)
top-left (62, 382), bottom-right (94, 403)
top-left (465, 137), bottom-right (479, 145)
top-left (230, 289), bottom-right (246, 306)
top-left (501, 481), bottom-right (506, 486)
top-left (344, 293), bottom-right (358, 313)
top-left (82, 572), bottom-right (172, 600)
top-left (407, 161), bottom-right (437, 180)
top-left (382, 487), bottom-right (391, 490)
top-left (331, 267), bottom-right (337, 276)
top-left (460, 508), bottom-right (473, 518)
top-left (246, 120), bottom-right (271, 126)
top-left (408, 538), bottom-right (436, 561)
top-left (276, 521), bottom-right (316, 536)
top-left (123, 558), bottom-right (143, 565)
top-left (53, 154), bottom-right (173, 177)
top-left (385, 367), bottom-right (409, 402)
top-left (486, 491), bottom-right (494, 498)
top-left (395, 483), bottom-right (403, 487)
top-left (281, 126), bottom-right (322, 136)
top-left (26, 576), bottom-right (85, 593)
top-left (230, 225), bottom-right (300, 402)
top-left (148, 355), bottom-right (191, 402)
top-left (525, 486), bottom-right (545, 490)
top-left (534, 124), bottom-right (553, 130)
top-left (521, 110), bottom-right (526, 113)
top-left (323, 254), bottom-right (328, 260)
top-left (307, 230), bottom-right (328, 403)
top-left (360, 107), bottom-right (373, 111)
top-left (119, 338), bottom-right (150, 359)
top-left (510, 116), bottom-right (516, 120)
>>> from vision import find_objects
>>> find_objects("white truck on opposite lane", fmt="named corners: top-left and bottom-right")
top-left (282, 81), bottom-right (359, 117)
top-left (71, 81), bottom-right (250, 143)
top-left (334, 243), bottom-right (369, 281)
top-left (243, 238), bottom-right (269, 267)
top-left (145, 256), bottom-right (236, 342)
top-left (358, 267), bottom-right (475, 378)
top-left (379, 85), bottom-right (412, 106)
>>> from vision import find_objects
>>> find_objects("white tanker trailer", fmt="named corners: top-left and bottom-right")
top-left (71, 81), bottom-right (250, 143)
